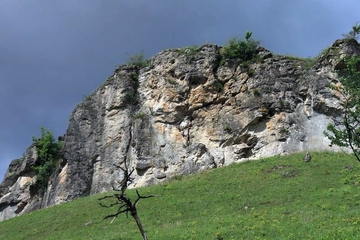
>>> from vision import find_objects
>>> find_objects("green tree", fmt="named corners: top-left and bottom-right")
top-left (324, 56), bottom-right (360, 161)
top-left (220, 31), bottom-right (260, 61)
top-left (245, 30), bottom-right (252, 41)
top-left (32, 127), bottom-right (63, 192)
top-left (343, 23), bottom-right (360, 40)
top-left (127, 51), bottom-right (149, 68)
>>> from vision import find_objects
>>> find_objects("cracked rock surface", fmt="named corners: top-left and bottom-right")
top-left (1, 39), bottom-right (359, 221)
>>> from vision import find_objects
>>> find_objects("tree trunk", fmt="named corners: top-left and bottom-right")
top-left (132, 213), bottom-right (148, 240)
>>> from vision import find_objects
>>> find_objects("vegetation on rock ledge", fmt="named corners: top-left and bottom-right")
top-left (324, 56), bottom-right (360, 161)
top-left (127, 51), bottom-right (149, 68)
top-left (31, 127), bottom-right (62, 194)
top-left (220, 31), bottom-right (259, 61)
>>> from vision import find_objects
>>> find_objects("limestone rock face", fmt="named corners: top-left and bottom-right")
top-left (0, 145), bottom-right (41, 221)
top-left (1, 39), bottom-right (359, 221)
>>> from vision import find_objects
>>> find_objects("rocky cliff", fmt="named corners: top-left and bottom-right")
top-left (1, 38), bottom-right (360, 221)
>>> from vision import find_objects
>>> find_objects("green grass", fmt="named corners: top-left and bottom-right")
top-left (2, 152), bottom-right (360, 239)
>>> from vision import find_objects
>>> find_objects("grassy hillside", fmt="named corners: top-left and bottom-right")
top-left (1, 152), bottom-right (360, 239)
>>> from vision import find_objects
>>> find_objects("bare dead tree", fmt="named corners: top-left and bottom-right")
top-left (98, 163), bottom-right (155, 240)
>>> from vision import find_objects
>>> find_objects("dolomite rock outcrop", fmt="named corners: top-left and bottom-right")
top-left (1, 38), bottom-right (359, 221)
top-left (0, 145), bottom-right (41, 221)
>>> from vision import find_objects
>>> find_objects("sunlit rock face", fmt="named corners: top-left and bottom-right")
top-left (1, 39), bottom-right (359, 221)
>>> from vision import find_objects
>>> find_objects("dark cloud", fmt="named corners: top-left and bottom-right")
top-left (1, 0), bottom-right (359, 181)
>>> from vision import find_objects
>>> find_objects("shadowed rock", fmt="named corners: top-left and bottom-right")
top-left (303, 152), bottom-right (312, 162)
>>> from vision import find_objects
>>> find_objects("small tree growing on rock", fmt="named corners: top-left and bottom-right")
top-left (220, 31), bottom-right (260, 61)
top-left (31, 127), bottom-right (62, 194)
top-left (324, 56), bottom-right (360, 161)
top-left (127, 51), bottom-right (149, 68)
top-left (343, 23), bottom-right (360, 41)
top-left (98, 161), bottom-right (155, 240)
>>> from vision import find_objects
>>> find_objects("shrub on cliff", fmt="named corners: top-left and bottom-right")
top-left (127, 51), bottom-right (149, 68)
top-left (32, 127), bottom-right (63, 193)
top-left (324, 56), bottom-right (360, 161)
top-left (342, 23), bottom-right (360, 41)
top-left (221, 31), bottom-right (260, 61)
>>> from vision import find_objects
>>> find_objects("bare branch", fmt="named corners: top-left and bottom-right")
top-left (98, 195), bottom-right (115, 201)
top-left (103, 208), bottom-right (128, 220)
top-left (99, 160), bottom-right (156, 240)
top-left (134, 190), bottom-right (156, 205)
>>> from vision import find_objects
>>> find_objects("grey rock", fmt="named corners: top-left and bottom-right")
top-left (304, 152), bottom-right (312, 162)
top-left (0, 145), bottom-right (41, 221)
top-left (1, 38), bottom-right (359, 221)
top-left (135, 160), bottom-right (152, 171)
top-left (154, 171), bottom-right (167, 179)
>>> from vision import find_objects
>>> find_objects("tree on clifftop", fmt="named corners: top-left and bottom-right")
top-left (342, 22), bottom-right (360, 40)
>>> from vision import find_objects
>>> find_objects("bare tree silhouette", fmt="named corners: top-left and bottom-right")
top-left (98, 162), bottom-right (155, 240)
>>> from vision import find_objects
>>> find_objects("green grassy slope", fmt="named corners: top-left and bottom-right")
top-left (1, 152), bottom-right (360, 240)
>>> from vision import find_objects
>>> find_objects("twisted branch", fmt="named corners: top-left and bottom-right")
top-left (98, 163), bottom-right (156, 240)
